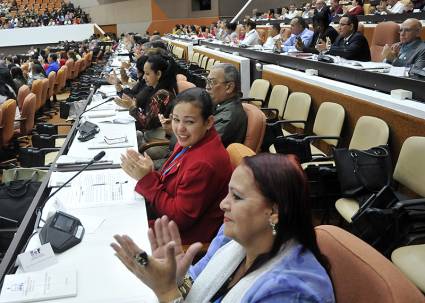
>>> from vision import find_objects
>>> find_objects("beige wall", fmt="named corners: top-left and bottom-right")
top-left (154, 0), bottom-right (219, 18)
top-left (73, 0), bottom-right (152, 34)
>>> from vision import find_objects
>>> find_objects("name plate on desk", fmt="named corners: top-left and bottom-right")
top-left (17, 243), bottom-right (57, 272)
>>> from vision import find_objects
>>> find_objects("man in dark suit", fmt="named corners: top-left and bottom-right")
top-left (328, 15), bottom-right (371, 61)
top-left (314, 0), bottom-right (331, 18)
top-left (382, 18), bottom-right (425, 69)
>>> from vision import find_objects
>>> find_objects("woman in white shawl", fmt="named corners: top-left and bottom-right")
top-left (111, 154), bottom-right (335, 303)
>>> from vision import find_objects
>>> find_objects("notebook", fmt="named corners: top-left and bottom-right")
top-left (0, 268), bottom-right (77, 303)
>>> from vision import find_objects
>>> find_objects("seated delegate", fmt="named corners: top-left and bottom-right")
top-left (154, 63), bottom-right (247, 170)
top-left (382, 18), bottom-right (425, 69)
top-left (120, 87), bottom-right (233, 245)
top-left (240, 19), bottom-right (260, 46)
top-left (297, 12), bottom-right (338, 54)
top-left (115, 52), bottom-right (178, 159)
top-left (327, 14), bottom-right (371, 61)
top-left (112, 153), bottom-right (335, 302)
top-left (280, 16), bottom-right (314, 52)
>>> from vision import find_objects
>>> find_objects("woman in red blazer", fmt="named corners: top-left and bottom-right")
top-left (121, 87), bottom-right (233, 245)
top-left (347, 0), bottom-right (365, 15)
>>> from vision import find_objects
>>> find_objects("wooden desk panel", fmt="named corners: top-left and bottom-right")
top-left (193, 48), bottom-right (241, 70)
top-left (262, 67), bottom-right (425, 162)
top-left (192, 46), bottom-right (251, 97)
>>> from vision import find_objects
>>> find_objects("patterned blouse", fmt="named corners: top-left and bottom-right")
top-left (129, 88), bottom-right (173, 131)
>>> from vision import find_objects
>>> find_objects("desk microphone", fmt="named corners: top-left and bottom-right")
top-left (39, 104), bottom-right (106, 253)
top-left (78, 97), bottom-right (115, 118)
top-left (33, 151), bottom-right (105, 243)
top-left (44, 151), bottom-right (106, 204)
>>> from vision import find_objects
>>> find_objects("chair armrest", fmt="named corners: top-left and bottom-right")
top-left (241, 97), bottom-right (264, 102)
top-left (260, 108), bottom-right (279, 120)
top-left (192, 69), bottom-right (208, 75)
top-left (267, 119), bottom-right (307, 127)
top-left (393, 198), bottom-right (425, 210)
top-left (140, 139), bottom-right (170, 153)
top-left (182, 242), bottom-right (210, 261)
top-left (36, 123), bottom-right (72, 128)
top-left (304, 135), bottom-right (340, 142)
top-left (309, 155), bottom-right (335, 161)
top-left (0, 227), bottom-right (18, 233)
top-left (38, 148), bottom-right (61, 154)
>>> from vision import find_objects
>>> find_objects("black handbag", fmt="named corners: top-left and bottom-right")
top-left (0, 179), bottom-right (41, 228)
top-left (351, 186), bottom-right (425, 256)
top-left (334, 145), bottom-right (393, 198)
top-left (273, 134), bottom-right (312, 163)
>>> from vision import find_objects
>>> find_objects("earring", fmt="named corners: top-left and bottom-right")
top-left (269, 220), bottom-right (277, 236)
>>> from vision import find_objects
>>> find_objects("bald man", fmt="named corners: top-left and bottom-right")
top-left (383, 18), bottom-right (425, 68)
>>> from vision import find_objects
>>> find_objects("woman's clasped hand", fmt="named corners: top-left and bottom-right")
top-left (120, 149), bottom-right (154, 180)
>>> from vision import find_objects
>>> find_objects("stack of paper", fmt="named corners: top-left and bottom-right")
top-left (97, 85), bottom-right (117, 96)
top-left (48, 169), bottom-right (136, 209)
top-left (0, 268), bottom-right (77, 303)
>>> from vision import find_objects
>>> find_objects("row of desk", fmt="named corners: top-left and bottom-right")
top-left (0, 54), bottom-right (157, 301)
top-left (253, 11), bottom-right (425, 25)
top-left (165, 36), bottom-right (425, 161)
top-left (165, 35), bottom-right (425, 102)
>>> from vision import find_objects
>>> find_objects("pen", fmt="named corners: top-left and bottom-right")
top-left (115, 181), bottom-right (128, 184)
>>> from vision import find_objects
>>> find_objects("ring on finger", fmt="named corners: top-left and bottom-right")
top-left (134, 251), bottom-right (149, 266)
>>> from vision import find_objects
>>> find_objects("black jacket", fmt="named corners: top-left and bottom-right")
top-left (213, 96), bottom-right (247, 147)
top-left (329, 31), bottom-right (371, 62)
top-left (303, 26), bottom-right (339, 54)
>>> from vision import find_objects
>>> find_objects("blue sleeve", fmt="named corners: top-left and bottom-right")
top-left (283, 31), bottom-right (314, 52)
top-left (241, 246), bottom-right (335, 303)
top-left (283, 35), bottom-right (296, 52)
top-left (245, 274), bottom-right (335, 303)
top-left (188, 224), bottom-right (231, 280)
top-left (301, 32), bottom-right (314, 50)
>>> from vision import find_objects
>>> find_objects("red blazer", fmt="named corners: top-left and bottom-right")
top-left (348, 5), bottom-right (364, 15)
top-left (135, 128), bottom-right (232, 245)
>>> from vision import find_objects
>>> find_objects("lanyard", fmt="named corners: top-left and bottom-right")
top-left (161, 147), bottom-right (190, 177)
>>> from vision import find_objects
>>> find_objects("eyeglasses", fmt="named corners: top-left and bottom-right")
top-left (206, 78), bottom-right (231, 87)
top-left (104, 136), bottom-right (128, 145)
top-left (399, 28), bottom-right (415, 33)
top-left (339, 23), bottom-right (351, 26)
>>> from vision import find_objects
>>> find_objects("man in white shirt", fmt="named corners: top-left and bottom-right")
top-left (240, 19), bottom-right (260, 46)
top-left (285, 4), bottom-right (300, 19)
top-left (378, 0), bottom-right (406, 13)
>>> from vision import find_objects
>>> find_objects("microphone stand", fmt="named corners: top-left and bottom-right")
top-left (78, 97), bottom-right (115, 119)
top-left (33, 151), bottom-right (106, 230)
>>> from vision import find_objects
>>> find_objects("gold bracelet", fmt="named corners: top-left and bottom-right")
top-left (177, 275), bottom-right (193, 299)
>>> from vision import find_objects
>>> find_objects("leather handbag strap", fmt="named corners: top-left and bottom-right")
top-left (351, 146), bottom-right (392, 192)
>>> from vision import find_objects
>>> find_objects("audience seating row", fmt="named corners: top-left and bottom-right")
top-left (0, 51), bottom-right (94, 166)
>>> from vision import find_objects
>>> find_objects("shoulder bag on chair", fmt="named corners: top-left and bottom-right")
top-left (334, 145), bottom-right (393, 198)
top-left (273, 134), bottom-right (312, 163)
top-left (0, 175), bottom-right (42, 228)
top-left (351, 186), bottom-right (425, 256)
